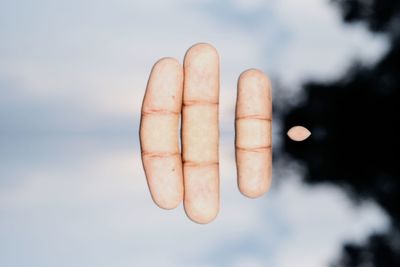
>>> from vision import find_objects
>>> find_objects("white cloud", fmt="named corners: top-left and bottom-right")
top-left (232, 0), bottom-right (266, 11)
top-left (1, 0), bottom-right (387, 128)
top-left (0, 138), bottom-right (389, 267)
top-left (272, 0), bottom-right (388, 87)
top-left (232, 256), bottom-right (265, 267)
top-left (270, 176), bottom-right (388, 267)
top-left (0, 0), bottom-right (391, 266)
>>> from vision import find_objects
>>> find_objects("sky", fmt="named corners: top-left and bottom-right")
top-left (0, 0), bottom-right (391, 266)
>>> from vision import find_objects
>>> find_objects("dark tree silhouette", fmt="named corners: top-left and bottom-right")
top-left (279, 0), bottom-right (400, 266)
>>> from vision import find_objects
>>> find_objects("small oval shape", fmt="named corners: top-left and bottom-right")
top-left (287, 126), bottom-right (311, 142)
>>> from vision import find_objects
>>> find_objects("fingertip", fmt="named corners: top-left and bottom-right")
top-left (238, 69), bottom-right (271, 89)
top-left (184, 42), bottom-right (219, 65)
top-left (238, 177), bottom-right (271, 199)
top-left (153, 196), bottom-right (182, 210)
top-left (152, 57), bottom-right (182, 72)
top-left (185, 42), bottom-right (218, 55)
top-left (184, 203), bottom-right (219, 224)
top-left (149, 178), bottom-right (183, 210)
top-left (239, 68), bottom-right (264, 78)
top-left (287, 126), bottom-right (312, 142)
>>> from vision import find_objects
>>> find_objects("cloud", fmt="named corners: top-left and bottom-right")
top-left (0, 0), bottom-right (391, 266)
top-left (197, 0), bottom-right (388, 90)
top-left (0, 138), bottom-right (388, 267)
top-left (1, 0), bottom-right (388, 133)
top-left (0, 0), bottom-right (263, 133)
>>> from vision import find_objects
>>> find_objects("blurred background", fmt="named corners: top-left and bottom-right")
top-left (0, 0), bottom-right (398, 266)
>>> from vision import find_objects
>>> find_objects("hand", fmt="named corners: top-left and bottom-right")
top-left (140, 43), bottom-right (309, 224)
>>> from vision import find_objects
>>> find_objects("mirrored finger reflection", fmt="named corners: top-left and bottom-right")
top-left (0, 134), bottom-right (388, 267)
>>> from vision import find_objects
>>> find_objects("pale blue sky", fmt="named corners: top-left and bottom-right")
top-left (0, 0), bottom-right (390, 266)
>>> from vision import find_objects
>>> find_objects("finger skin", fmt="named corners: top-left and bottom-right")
top-left (182, 43), bottom-right (220, 224)
top-left (235, 69), bottom-right (272, 198)
top-left (140, 57), bottom-right (184, 210)
top-left (287, 125), bottom-right (311, 141)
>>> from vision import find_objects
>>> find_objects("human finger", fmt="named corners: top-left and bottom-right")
top-left (182, 43), bottom-right (220, 224)
top-left (235, 69), bottom-right (272, 198)
top-left (140, 57), bottom-right (184, 209)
